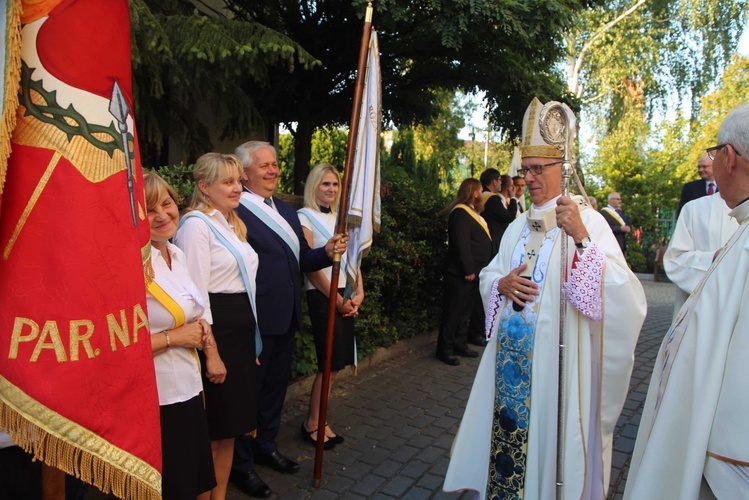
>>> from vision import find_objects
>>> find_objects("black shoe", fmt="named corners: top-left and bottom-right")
top-left (254, 450), bottom-right (300, 473)
top-left (467, 337), bottom-right (488, 347)
top-left (230, 470), bottom-right (271, 498)
top-left (300, 422), bottom-right (335, 450)
top-left (456, 347), bottom-right (479, 358)
top-left (437, 353), bottom-right (460, 366)
top-left (324, 424), bottom-right (345, 445)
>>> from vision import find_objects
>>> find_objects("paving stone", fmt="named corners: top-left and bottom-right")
top-left (401, 486), bottom-right (433, 500)
top-left (399, 460), bottom-right (432, 479)
top-left (380, 475), bottom-right (415, 497)
top-left (350, 475), bottom-right (386, 496)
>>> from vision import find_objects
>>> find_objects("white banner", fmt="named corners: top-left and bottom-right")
top-left (345, 30), bottom-right (381, 299)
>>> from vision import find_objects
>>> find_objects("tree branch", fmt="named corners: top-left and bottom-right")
top-left (571, 0), bottom-right (648, 96)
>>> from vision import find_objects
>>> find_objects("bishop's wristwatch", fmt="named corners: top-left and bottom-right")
top-left (575, 236), bottom-right (592, 250)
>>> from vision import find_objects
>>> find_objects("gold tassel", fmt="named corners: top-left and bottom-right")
top-left (0, 400), bottom-right (162, 499)
top-left (0, 0), bottom-right (23, 196)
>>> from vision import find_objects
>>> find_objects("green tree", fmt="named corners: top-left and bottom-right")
top-left (221, 0), bottom-right (595, 193)
top-left (310, 126), bottom-right (348, 169)
top-left (130, 0), bottom-right (319, 166)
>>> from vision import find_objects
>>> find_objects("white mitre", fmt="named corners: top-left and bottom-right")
top-left (521, 97), bottom-right (576, 160)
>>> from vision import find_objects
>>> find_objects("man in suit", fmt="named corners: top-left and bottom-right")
top-left (513, 175), bottom-right (526, 215)
top-left (479, 169), bottom-right (515, 256)
top-left (231, 141), bottom-right (345, 498)
top-left (677, 153), bottom-right (718, 216)
top-left (600, 192), bottom-right (631, 254)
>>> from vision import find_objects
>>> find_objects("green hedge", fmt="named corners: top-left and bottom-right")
top-left (150, 165), bottom-right (448, 379)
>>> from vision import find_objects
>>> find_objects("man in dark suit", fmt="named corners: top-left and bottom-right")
top-left (513, 175), bottom-right (526, 215)
top-left (231, 141), bottom-right (345, 498)
top-left (600, 192), bottom-right (631, 254)
top-left (677, 153), bottom-right (718, 216)
top-left (479, 169), bottom-right (516, 256)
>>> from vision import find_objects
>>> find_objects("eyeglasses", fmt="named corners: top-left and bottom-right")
top-left (518, 160), bottom-right (563, 177)
top-left (706, 144), bottom-right (742, 161)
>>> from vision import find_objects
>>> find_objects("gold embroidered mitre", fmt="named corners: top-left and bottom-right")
top-left (521, 97), bottom-right (576, 160)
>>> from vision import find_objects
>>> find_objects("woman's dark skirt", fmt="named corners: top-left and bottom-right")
top-left (306, 288), bottom-right (355, 372)
top-left (160, 395), bottom-right (216, 499)
top-left (202, 292), bottom-right (257, 440)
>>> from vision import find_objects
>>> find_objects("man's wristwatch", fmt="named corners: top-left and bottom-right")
top-left (575, 236), bottom-right (592, 250)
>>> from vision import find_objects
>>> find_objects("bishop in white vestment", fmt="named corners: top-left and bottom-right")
top-left (663, 192), bottom-right (737, 319)
top-left (625, 103), bottom-right (749, 500)
top-left (444, 98), bottom-right (646, 499)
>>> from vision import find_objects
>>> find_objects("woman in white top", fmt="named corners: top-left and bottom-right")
top-left (145, 172), bottom-right (225, 499)
top-left (174, 153), bottom-right (260, 500)
top-left (297, 164), bottom-right (364, 449)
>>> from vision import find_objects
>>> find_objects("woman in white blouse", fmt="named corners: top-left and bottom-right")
top-left (297, 164), bottom-right (364, 449)
top-left (144, 172), bottom-right (226, 499)
top-left (174, 154), bottom-right (260, 500)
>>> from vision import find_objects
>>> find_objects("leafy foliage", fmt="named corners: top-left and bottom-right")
top-left (130, 0), bottom-right (319, 166)
top-left (216, 0), bottom-right (592, 191)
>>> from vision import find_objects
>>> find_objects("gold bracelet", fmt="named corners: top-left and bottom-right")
top-left (164, 331), bottom-right (171, 350)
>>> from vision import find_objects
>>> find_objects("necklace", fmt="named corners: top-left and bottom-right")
top-left (161, 248), bottom-right (172, 270)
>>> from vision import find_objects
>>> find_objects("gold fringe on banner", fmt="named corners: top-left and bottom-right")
top-left (0, 375), bottom-right (162, 499)
top-left (0, 0), bottom-right (23, 196)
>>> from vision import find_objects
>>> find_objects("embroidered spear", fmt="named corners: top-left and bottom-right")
top-left (314, 1), bottom-right (380, 486)
top-left (109, 81), bottom-right (138, 227)
top-left (538, 102), bottom-right (576, 499)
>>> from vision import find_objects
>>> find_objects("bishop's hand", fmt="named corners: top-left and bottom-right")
top-left (556, 196), bottom-right (589, 243)
top-left (498, 263), bottom-right (538, 308)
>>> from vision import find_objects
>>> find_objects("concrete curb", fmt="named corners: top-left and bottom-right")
top-left (284, 330), bottom-right (437, 403)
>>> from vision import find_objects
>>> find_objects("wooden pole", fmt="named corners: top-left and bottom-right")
top-left (313, 2), bottom-right (374, 487)
top-left (41, 464), bottom-right (66, 500)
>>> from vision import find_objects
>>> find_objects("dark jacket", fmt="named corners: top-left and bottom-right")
top-left (445, 207), bottom-right (493, 277)
top-left (677, 180), bottom-right (711, 216)
top-left (600, 208), bottom-right (631, 254)
top-left (481, 193), bottom-right (516, 256)
top-left (236, 192), bottom-right (330, 336)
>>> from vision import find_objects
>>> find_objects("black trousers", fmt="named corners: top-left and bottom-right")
top-left (437, 273), bottom-right (479, 356)
top-left (232, 325), bottom-right (295, 473)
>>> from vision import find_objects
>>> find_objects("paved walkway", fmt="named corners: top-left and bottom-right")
top-left (227, 276), bottom-right (676, 499)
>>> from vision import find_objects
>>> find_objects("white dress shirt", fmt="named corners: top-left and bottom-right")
top-left (147, 243), bottom-right (204, 406)
top-left (174, 209), bottom-right (258, 324)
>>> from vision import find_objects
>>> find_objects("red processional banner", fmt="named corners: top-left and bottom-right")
top-left (0, 1), bottom-right (161, 498)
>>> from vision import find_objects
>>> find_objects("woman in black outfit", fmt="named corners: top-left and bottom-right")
top-left (436, 178), bottom-right (493, 366)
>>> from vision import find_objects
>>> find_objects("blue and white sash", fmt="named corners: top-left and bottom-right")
top-left (179, 211), bottom-right (262, 356)
top-left (297, 208), bottom-right (349, 276)
top-left (239, 193), bottom-right (300, 262)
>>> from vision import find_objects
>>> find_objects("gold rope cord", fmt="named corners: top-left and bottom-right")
top-left (0, 375), bottom-right (161, 499)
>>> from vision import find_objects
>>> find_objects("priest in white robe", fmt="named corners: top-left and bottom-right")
top-left (625, 103), bottom-right (749, 499)
top-left (444, 98), bottom-right (646, 499)
top-left (663, 192), bottom-right (737, 319)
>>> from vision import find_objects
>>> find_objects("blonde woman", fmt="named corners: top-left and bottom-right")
top-left (174, 153), bottom-right (261, 500)
top-left (297, 164), bottom-right (363, 449)
top-left (144, 172), bottom-right (223, 499)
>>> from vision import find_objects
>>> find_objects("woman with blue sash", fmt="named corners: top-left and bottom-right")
top-left (174, 153), bottom-right (261, 500)
top-left (297, 164), bottom-right (363, 449)
top-left (144, 172), bottom-right (222, 499)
